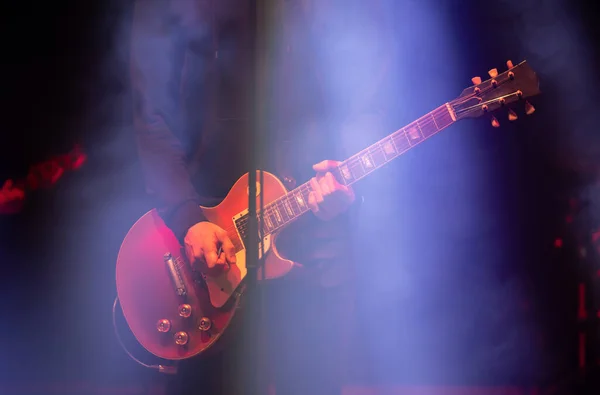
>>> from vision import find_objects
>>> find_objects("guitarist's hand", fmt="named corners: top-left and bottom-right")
top-left (184, 222), bottom-right (237, 276)
top-left (309, 160), bottom-right (355, 221)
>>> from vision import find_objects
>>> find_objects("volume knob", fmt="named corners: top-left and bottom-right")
top-left (174, 331), bottom-right (189, 346)
top-left (157, 319), bottom-right (171, 333)
top-left (178, 304), bottom-right (192, 318)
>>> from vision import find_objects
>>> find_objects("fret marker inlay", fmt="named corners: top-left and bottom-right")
top-left (383, 142), bottom-right (396, 155)
top-left (340, 165), bottom-right (352, 180)
top-left (264, 216), bottom-right (273, 229)
top-left (361, 155), bottom-right (374, 169)
top-left (283, 200), bottom-right (294, 216)
top-left (273, 207), bottom-right (282, 223)
top-left (295, 193), bottom-right (306, 208)
top-left (406, 126), bottom-right (421, 140)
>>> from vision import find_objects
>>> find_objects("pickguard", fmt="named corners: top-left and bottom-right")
top-left (204, 211), bottom-right (272, 308)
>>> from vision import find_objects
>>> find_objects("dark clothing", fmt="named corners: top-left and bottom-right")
top-left (130, 0), bottom-right (391, 393)
top-left (131, 0), bottom-right (390, 243)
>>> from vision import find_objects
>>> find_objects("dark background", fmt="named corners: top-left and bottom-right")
top-left (1, 0), bottom-right (599, 391)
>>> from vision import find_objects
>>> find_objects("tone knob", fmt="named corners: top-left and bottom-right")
top-left (178, 304), bottom-right (192, 318)
top-left (157, 319), bottom-right (171, 333)
top-left (198, 317), bottom-right (212, 332)
top-left (174, 331), bottom-right (189, 346)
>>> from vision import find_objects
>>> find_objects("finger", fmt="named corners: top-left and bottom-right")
top-left (318, 175), bottom-right (331, 196)
top-left (308, 191), bottom-right (319, 214)
top-left (325, 172), bottom-right (351, 194)
top-left (215, 252), bottom-right (231, 272)
top-left (312, 160), bottom-right (341, 173)
top-left (219, 236), bottom-right (237, 264)
top-left (185, 242), bottom-right (198, 263)
top-left (309, 178), bottom-right (325, 205)
top-left (325, 172), bottom-right (338, 191)
top-left (310, 177), bottom-right (321, 196)
top-left (204, 250), bottom-right (219, 269)
top-left (308, 179), bottom-right (321, 214)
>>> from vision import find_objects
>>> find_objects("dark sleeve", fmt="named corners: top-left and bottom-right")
top-left (130, 0), bottom-right (207, 242)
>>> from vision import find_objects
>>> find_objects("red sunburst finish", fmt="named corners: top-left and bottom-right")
top-left (115, 171), bottom-right (297, 361)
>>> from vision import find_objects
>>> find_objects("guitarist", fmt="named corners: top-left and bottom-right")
top-left (130, 0), bottom-right (392, 394)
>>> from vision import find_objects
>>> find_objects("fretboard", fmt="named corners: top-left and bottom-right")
top-left (334, 103), bottom-right (456, 186)
top-left (236, 103), bottom-right (456, 237)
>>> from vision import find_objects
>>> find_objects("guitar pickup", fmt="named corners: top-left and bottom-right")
top-left (164, 253), bottom-right (187, 297)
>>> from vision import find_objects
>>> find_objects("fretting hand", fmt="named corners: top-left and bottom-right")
top-left (308, 160), bottom-right (355, 221)
top-left (184, 221), bottom-right (237, 276)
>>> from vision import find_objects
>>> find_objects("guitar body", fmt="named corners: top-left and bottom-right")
top-left (115, 171), bottom-right (296, 361)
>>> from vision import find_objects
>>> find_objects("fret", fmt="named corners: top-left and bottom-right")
top-left (269, 212), bottom-right (279, 228)
top-left (356, 154), bottom-right (367, 174)
top-left (415, 117), bottom-right (434, 138)
top-left (390, 134), bottom-right (400, 154)
top-left (359, 151), bottom-right (376, 172)
top-left (427, 113), bottom-right (440, 135)
top-left (404, 124), bottom-right (423, 146)
top-left (282, 198), bottom-right (295, 218)
top-left (349, 160), bottom-right (366, 180)
top-left (369, 143), bottom-right (387, 167)
top-left (381, 137), bottom-right (398, 161)
top-left (433, 105), bottom-right (453, 130)
top-left (300, 184), bottom-right (312, 209)
top-left (275, 202), bottom-right (290, 222)
top-left (288, 194), bottom-right (302, 215)
top-left (338, 163), bottom-right (354, 183)
top-left (415, 119), bottom-right (426, 138)
top-left (300, 186), bottom-right (311, 206)
top-left (392, 132), bottom-right (410, 153)
top-left (263, 213), bottom-right (274, 231)
top-left (294, 189), bottom-right (308, 211)
top-left (271, 205), bottom-right (283, 225)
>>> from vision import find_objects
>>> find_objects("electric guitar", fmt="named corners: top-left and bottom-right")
top-left (115, 60), bottom-right (541, 361)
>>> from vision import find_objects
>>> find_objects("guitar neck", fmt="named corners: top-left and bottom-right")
top-left (258, 103), bottom-right (457, 233)
top-left (334, 103), bottom-right (456, 186)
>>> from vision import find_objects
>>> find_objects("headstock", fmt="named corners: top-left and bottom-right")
top-left (450, 60), bottom-right (540, 127)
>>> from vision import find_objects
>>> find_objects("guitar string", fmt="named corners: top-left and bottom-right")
top-left (225, 75), bottom-right (517, 239)
top-left (178, 79), bottom-right (516, 260)
top-left (215, 79), bottom-right (513, 241)
top-left (223, 106), bottom-right (454, 231)
top-left (222, 110), bottom-right (451, 240)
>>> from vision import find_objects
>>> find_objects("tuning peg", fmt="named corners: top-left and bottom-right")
top-left (506, 60), bottom-right (514, 69)
top-left (488, 68), bottom-right (498, 78)
top-left (508, 109), bottom-right (518, 121)
top-left (471, 76), bottom-right (482, 85)
top-left (491, 115), bottom-right (500, 128)
top-left (525, 101), bottom-right (535, 115)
